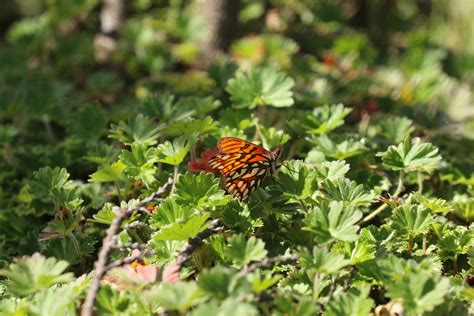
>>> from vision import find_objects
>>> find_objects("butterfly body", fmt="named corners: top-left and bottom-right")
top-left (209, 137), bottom-right (282, 200)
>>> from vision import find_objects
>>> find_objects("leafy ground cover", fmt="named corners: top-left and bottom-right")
top-left (0, 1), bottom-right (473, 315)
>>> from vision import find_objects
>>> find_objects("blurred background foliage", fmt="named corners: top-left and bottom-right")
top-left (0, 0), bottom-right (473, 259)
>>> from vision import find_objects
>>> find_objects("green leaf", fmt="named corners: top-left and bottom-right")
top-left (249, 271), bottom-right (282, 294)
top-left (120, 144), bottom-right (158, 185)
top-left (385, 269), bottom-right (450, 314)
top-left (377, 137), bottom-right (442, 173)
top-left (91, 200), bottom-right (140, 225)
top-left (300, 246), bottom-right (350, 274)
top-left (69, 102), bottom-right (107, 143)
top-left (451, 195), bottom-right (474, 222)
top-left (89, 161), bottom-right (126, 183)
top-left (0, 253), bottom-right (73, 296)
top-left (320, 178), bottom-right (376, 208)
top-left (191, 298), bottom-right (259, 316)
top-left (315, 160), bottom-right (350, 181)
top-left (332, 237), bottom-right (375, 265)
top-left (175, 96), bottom-right (222, 117)
top-left (85, 143), bottom-right (121, 165)
top-left (434, 224), bottom-right (473, 260)
top-left (198, 266), bottom-right (232, 299)
top-left (149, 197), bottom-right (194, 228)
top-left (51, 186), bottom-right (83, 210)
top-left (308, 134), bottom-right (366, 160)
top-left (164, 117), bottom-right (219, 137)
top-left (413, 193), bottom-right (453, 214)
top-left (304, 201), bottom-right (362, 244)
top-left (225, 235), bottom-right (268, 267)
top-left (257, 125), bottom-right (291, 149)
top-left (139, 92), bottom-right (195, 122)
top-left (379, 116), bottom-right (415, 143)
top-left (96, 284), bottom-right (134, 315)
top-left (219, 297), bottom-right (259, 316)
top-left (156, 135), bottom-right (197, 165)
top-left (226, 67), bottom-right (295, 109)
top-left (326, 287), bottom-right (373, 316)
top-left (390, 204), bottom-right (433, 238)
top-left (29, 283), bottom-right (76, 316)
top-left (175, 172), bottom-right (230, 210)
top-left (29, 167), bottom-right (73, 201)
top-left (145, 282), bottom-right (204, 313)
top-left (302, 104), bottom-right (352, 134)
top-left (153, 213), bottom-right (210, 241)
top-left (29, 167), bottom-right (83, 209)
top-left (278, 160), bottom-right (318, 200)
top-left (0, 124), bottom-right (19, 146)
top-left (109, 114), bottom-right (160, 146)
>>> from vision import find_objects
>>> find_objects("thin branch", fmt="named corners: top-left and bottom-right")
top-left (236, 255), bottom-right (298, 278)
top-left (81, 177), bottom-right (172, 316)
top-left (343, 266), bottom-right (357, 291)
top-left (327, 275), bottom-right (337, 301)
top-left (176, 219), bottom-right (225, 267)
top-left (170, 165), bottom-right (179, 196)
top-left (106, 251), bottom-right (145, 270)
top-left (361, 170), bottom-right (404, 223)
top-left (417, 172), bottom-right (424, 194)
top-left (112, 242), bottom-right (142, 250)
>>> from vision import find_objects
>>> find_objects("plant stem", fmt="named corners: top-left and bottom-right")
top-left (408, 234), bottom-right (413, 254)
top-left (127, 227), bottom-right (144, 244)
top-left (453, 256), bottom-right (458, 274)
top-left (114, 180), bottom-right (122, 201)
top-left (69, 233), bottom-right (85, 273)
top-left (170, 165), bottom-right (179, 195)
top-left (417, 172), bottom-right (423, 194)
top-left (393, 170), bottom-right (405, 197)
top-left (313, 272), bottom-right (321, 301)
top-left (361, 170), bottom-right (404, 223)
top-left (422, 234), bottom-right (427, 255)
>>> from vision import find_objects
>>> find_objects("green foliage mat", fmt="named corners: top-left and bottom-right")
top-left (1, 1), bottom-right (473, 315)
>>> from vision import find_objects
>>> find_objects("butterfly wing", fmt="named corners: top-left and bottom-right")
top-left (223, 162), bottom-right (270, 200)
top-left (217, 137), bottom-right (271, 155)
top-left (209, 137), bottom-right (275, 200)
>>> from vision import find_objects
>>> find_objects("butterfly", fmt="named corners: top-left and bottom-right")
top-left (208, 137), bottom-right (283, 200)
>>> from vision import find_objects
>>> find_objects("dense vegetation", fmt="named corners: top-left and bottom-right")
top-left (0, 0), bottom-right (473, 315)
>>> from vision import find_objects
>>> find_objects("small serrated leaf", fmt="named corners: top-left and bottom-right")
top-left (390, 204), bottom-right (433, 238)
top-left (304, 201), bottom-right (362, 244)
top-left (226, 67), bottom-right (295, 109)
top-left (377, 137), bottom-right (442, 173)
top-left (225, 235), bottom-right (268, 267)
top-left (153, 213), bottom-right (210, 241)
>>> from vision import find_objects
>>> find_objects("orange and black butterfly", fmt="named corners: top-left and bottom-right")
top-left (209, 137), bottom-right (283, 200)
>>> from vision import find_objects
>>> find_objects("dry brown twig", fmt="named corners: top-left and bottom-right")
top-left (81, 177), bottom-right (173, 316)
top-left (175, 219), bottom-right (226, 268)
top-left (236, 255), bottom-right (298, 278)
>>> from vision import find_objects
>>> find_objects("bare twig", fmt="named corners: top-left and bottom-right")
top-left (236, 255), bottom-right (298, 278)
top-left (81, 177), bottom-right (172, 316)
top-left (176, 219), bottom-right (225, 267)
top-left (327, 275), bottom-right (337, 301)
top-left (112, 242), bottom-right (142, 250)
top-left (361, 170), bottom-right (404, 223)
top-left (106, 251), bottom-right (146, 270)
top-left (343, 266), bottom-right (356, 291)
top-left (170, 165), bottom-right (179, 196)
